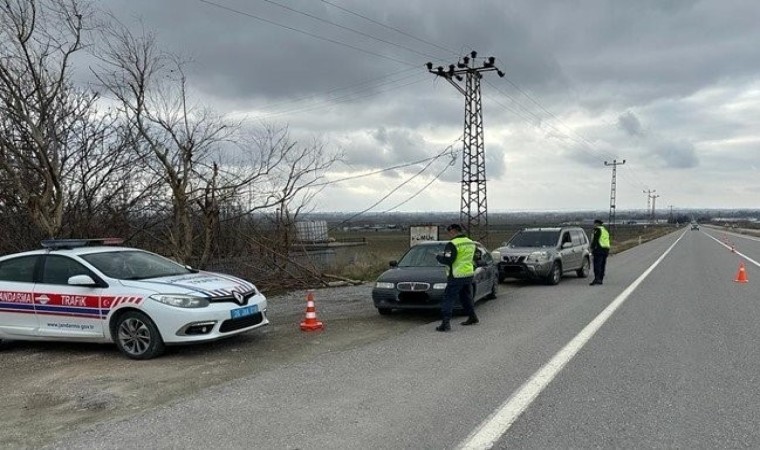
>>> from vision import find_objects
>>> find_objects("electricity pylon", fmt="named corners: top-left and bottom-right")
top-left (643, 189), bottom-right (656, 223)
top-left (605, 159), bottom-right (625, 235)
top-left (427, 51), bottom-right (504, 245)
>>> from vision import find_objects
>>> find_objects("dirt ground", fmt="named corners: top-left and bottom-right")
top-left (0, 285), bottom-right (431, 449)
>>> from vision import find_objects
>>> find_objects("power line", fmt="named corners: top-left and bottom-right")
top-left (380, 152), bottom-right (457, 212)
top-left (250, 67), bottom-right (419, 115)
top-left (198, 0), bottom-right (418, 67)
top-left (249, 73), bottom-right (428, 120)
top-left (327, 143), bottom-right (460, 230)
top-left (319, 0), bottom-right (461, 58)
top-left (312, 141), bottom-right (458, 188)
top-left (260, 0), bottom-right (448, 62)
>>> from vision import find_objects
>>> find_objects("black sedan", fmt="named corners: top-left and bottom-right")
top-left (372, 240), bottom-right (499, 315)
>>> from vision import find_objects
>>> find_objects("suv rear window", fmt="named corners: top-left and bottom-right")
top-left (506, 231), bottom-right (560, 248)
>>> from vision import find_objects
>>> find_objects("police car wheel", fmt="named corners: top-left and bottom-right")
top-left (115, 311), bottom-right (165, 360)
top-left (377, 308), bottom-right (392, 315)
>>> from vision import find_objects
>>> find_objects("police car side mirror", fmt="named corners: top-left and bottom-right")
top-left (562, 242), bottom-right (573, 249)
top-left (389, 260), bottom-right (398, 267)
top-left (68, 274), bottom-right (99, 287)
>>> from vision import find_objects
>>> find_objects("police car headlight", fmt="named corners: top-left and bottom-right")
top-left (433, 283), bottom-right (447, 290)
top-left (150, 294), bottom-right (209, 308)
top-left (526, 251), bottom-right (550, 264)
top-left (375, 282), bottom-right (395, 289)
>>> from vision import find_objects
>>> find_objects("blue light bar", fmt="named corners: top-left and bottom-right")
top-left (41, 238), bottom-right (125, 249)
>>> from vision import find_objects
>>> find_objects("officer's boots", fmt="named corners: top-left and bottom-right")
top-left (461, 315), bottom-right (479, 326)
top-left (435, 321), bottom-right (451, 332)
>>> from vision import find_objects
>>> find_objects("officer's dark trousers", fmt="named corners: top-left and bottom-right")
top-left (440, 276), bottom-right (475, 323)
top-left (592, 249), bottom-right (609, 282)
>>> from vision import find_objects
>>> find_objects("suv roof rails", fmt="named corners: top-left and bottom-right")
top-left (41, 238), bottom-right (125, 249)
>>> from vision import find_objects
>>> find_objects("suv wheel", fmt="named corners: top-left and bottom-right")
top-left (377, 308), bottom-right (392, 315)
top-left (546, 261), bottom-right (562, 285)
top-left (576, 257), bottom-right (590, 278)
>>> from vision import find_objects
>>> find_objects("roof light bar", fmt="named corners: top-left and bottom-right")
top-left (41, 238), bottom-right (125, 249)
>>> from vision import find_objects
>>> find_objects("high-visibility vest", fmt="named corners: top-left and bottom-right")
top-left (598, 226), bottom-right (611, 249)
top-left (451, 236), bottom-right (476, 278)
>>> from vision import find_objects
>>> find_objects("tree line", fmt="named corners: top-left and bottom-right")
top-left (0, 0), bottom-right (339, 289)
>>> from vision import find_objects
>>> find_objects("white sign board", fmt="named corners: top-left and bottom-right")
top-left (409, 225), bottom-right (439, 247)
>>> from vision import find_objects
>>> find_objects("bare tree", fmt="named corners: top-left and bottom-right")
top-left (0, 0), bottom-right (114, 238)
top-left (93, 18), bottom-right (344, 269)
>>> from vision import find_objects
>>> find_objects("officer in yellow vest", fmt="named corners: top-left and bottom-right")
top-left (434, 224), bottom-right (479, 331)
top-left (590, 219), bottom-right (611, 285)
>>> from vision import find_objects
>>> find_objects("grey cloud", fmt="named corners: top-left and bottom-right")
top-left (618, 111), bottom-right (643, 137)
top-left (650, 139), bottom-right (699, 169)
top-left (87, 0), bottom-right (760, 210)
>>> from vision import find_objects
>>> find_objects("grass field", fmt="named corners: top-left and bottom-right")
top-left (330, 223), bottom-right (676, 282)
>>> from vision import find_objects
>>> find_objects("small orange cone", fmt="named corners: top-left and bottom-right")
top-left (300, 290), bottom-right (324, 331)
top-left (734, 263), bottom-right (749, 283)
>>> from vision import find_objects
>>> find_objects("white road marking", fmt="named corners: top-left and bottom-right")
top-left (457, 231), bottom-right (688, 450)
top-left (703, 232), bottom-right (760, 268)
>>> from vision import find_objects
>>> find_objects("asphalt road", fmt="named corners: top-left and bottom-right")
top-left (44, 227), bottom-right (760, 449)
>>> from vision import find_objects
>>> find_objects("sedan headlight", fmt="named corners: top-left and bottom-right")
top-left (526, 251), bottom-right (551, 264)
top-left (375, 282), bottom-right (395, 289)
top-left (433, 283), bottom-right (447, 290)
top-left (150, 294), bottom-right (209, 308)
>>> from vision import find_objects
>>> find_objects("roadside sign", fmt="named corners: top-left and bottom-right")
top-left (409, 225), bottom-right (438, 247)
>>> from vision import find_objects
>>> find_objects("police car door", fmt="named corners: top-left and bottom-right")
top-left (34, 255), bottom-right (105, 338)
top-left (0, 255), bottom-right (40, 337)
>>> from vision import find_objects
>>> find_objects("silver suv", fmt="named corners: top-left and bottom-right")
top-left (492, 227), bottom-right (591, 285)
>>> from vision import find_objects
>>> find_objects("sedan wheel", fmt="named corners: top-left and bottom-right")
top-left (115, 311), bottom-right (165, 360)
top-left (485, 280), bottom-right (498, 299)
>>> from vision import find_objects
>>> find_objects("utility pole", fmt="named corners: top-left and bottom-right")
top-left (427, 51), bottom-right (504, 245)
top-left (643, 189), bottom-right (656, 223)
top-left (605, 159), bottom-right (625, 235)
top-left (651, 194), bottom-right (660, 223)
top-left (668, 205), bottom-right (674, 224)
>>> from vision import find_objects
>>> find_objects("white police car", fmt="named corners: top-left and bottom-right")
top-left (0, 239), bottom-right (268, 359)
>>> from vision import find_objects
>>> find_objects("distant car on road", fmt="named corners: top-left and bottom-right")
top-left (0, 239), bottom-right (269, 359)
top-left (492, 227), bottom-right (591, 285)
top-left (691, 223), bottom-right (700, 230)
top-left (372, 240), bottom-right (498, 315)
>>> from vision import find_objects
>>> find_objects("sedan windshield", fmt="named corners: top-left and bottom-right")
top-left (506, 231), bottom-right (560, 248)
top-left (81, 250), bottom-right (193, 280)
top-left (398, 243), bottom-right (446, 267)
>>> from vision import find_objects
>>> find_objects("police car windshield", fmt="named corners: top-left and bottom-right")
top-left (398, 243), bottom-right (446, 267)
top-left (81, 250), bottom-right (192, 280)
top-left (506, 230), bottom-right (560, 248)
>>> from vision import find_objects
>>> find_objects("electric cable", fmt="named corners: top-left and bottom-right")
top-left (260, 0), bottom-right (449, 62)
top-left (319, 0), bottom-right (462, 58)
top-left (199, 0), bottom-right (418, 67)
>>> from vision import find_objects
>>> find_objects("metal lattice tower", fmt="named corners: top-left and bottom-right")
top-left (643, 189), bottom-right (656, 222)
top-left (604, 159), bottom-right (625, 235)
top-left (651, 194), bottom-right (660, 223)
top-left (427, 51), bottom-right (504, 244)
top-left (462, 70), bottom-right (487, 243)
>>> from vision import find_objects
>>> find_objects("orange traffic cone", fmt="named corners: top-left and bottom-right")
top-left (300, 290), bottom-right (324, 331)
top-left (734, 263), bottom-right (749, 283)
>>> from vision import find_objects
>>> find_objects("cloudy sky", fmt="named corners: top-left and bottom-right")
top-left (100, 0), bottom-right (760, 213)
